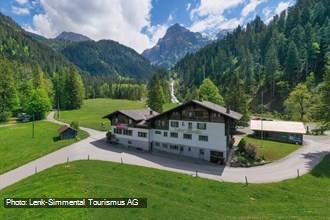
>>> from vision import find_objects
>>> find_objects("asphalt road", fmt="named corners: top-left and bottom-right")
top-left (0, 112), bottom-right (329, 190)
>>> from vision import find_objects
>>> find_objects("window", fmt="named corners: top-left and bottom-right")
top-left (171, 121), bottom-right (179, 128)
top-left (162, 143), bottom-right (168, 148)
top-left (182, 122), bottom-right (185, 126)
top-left (123, 129), bottom-right (132, 136)
top-left (199, 135), bottom-right (208, 142)
top-left (170, 132), bottom-right (178, 138)
top-left (188, 111), bottom-right (193, 117)
top-left (199, 149), bottom-right (205, 155)
top-left (183, 134), bottom-right (192, 140)
top-left (173, 112), bottom-right (180, 117)
top-left (129, 119), bottom-right (132, 124)
top-left (188, 147), bottom-right (191, 151)
top-left (155, 142), bottom-right (160, 147)
top-left (195, 111), bottom-right (204, 117)
top-left (163, 132), bottom-right (168, 137)
top-left (188, 122), bottom-right (193, 129)
top-left (155, 130), bottom-right (161, 135)
top-left (128, 140), bottom-right (132, 144)
top-left (170, 145), bottom-right (179, 150)
top-left (197, 123), bottom-right (207, 130)
top-left (138, 132), bottom-right (147, 138)
top-left (114, 128), bottom-right (122, 134)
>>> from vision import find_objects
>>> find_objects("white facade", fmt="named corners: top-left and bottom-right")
top-left (111, 119), bottom-right (228, 162)
top-left (151, 120), bottom-right (226, 150)
top-left (111, 126), bottom-right (150, 151)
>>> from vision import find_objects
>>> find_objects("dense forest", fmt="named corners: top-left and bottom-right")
top-left (61, 40), bottom-right (155, 80)
top-left (0, 13), bottom-right (85, 121)
top-left (174, 0), bottom-right (330, 125)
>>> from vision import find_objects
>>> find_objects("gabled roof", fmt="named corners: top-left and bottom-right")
top-left (58, 125), bottom-right (77, 134)
top-left (193, 100), bottom-right (242, 120)
top-left (250, 120), bottom-right (306, 134)
top-left (146, 100), bottom-right (243, 122)
top-left (103, 108), bottom-right (159, 122)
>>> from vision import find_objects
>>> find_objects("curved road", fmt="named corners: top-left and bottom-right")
top-left (0, 112), bottom-right (329, 190)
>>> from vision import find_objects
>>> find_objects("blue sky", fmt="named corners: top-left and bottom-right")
top-left (0, 0), bottom-right (295, 52)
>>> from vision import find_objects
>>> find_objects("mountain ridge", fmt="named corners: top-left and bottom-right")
top-left (55, 31), bottom-right (92, 42)
top-left (142, 23), bottom-right (211, 69)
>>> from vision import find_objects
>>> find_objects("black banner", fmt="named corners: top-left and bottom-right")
top-left (4, 198), bottom-right (147, 208)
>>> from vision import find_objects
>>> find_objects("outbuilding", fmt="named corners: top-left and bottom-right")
top-left (250, 120), bottom-right (306, 145)
top-left (58, 125), bottom-right (78, 140)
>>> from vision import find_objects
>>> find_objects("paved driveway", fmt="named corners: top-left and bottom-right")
top-left (0, 113), bottom-right (329, 190)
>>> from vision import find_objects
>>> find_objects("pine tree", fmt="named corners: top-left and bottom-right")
top-left (318, 53), bottom-right (330, 125)
top-left (265, 43), bottom-right (280, 97)
top-left (64, 67), bottom-right (85, 110)
top-left (147, 73), bottom-right (165, 113)
top-left (285, 41), bottom-right (301, 85)
top-left (0, 58), bottom-right (17, 121)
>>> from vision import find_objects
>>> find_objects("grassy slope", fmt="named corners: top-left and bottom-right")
top-left (0, 121), bottom-right (88, 174)
top-left (244, 136), bottom-right (300, 161)
top-left (0, 156), bottom-right (330, 219)
top-left (58, 99), bottom-right (178, 131)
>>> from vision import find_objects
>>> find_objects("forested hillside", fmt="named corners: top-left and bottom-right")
top-left (0, 13), bottom-right (85, 122)
top-left (61, 40), bottom-right (155, 79)
top-left (174, 0), bottom-right (330, 124)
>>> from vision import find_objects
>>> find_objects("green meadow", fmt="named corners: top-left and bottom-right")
top-left (0, 156), bottom-right (329, 219)
top-left (0, 121), bottom-right (88, 174)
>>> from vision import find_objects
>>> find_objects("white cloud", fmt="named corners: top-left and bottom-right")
top-left (263, 7), bottom-right (273, 24)
top-left (26, 0), bottom-right (164, 53)
top-left (15, 0), bottom-right (29, 5)
top-left (186, 3), bottom-right (192, 11)
top-left (241, 0), bottom-right (266, 17)
top-left (190, 0), bottom-right (244, 34)
top-left (12, 6), bottom-right (30, 15)
top-left (275, 1), bottom-right (293, 15)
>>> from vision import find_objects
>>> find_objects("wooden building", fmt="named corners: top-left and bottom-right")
top-left (58, 125), bottom-right (78, 140)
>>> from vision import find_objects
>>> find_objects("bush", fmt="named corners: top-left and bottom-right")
top-left (70, 121), bottom-right (80, 130)
top-left (245, 144), bottom-right (257, 159)
top-left (238, 139), bottom-right (246, 152)
top-left (0, 111), bottom-right (11, 122)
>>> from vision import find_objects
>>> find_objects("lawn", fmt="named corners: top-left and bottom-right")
top-left (244, 136), bottom-right (300, 161)
top-left (58, 99), bottom-right (178, 131)
top-left (0, 156), bottom-right (330, 219)
top-left (0, 121), bottom-right (88, 174)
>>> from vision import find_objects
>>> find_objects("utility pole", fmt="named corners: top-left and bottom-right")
top-left (32, 113), bottom-right (35, 138)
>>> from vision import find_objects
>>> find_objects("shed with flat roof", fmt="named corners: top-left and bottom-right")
top-left (250, 120), bottom-right (306, 144)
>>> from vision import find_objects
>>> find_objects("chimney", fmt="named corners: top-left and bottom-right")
top-left (150, 110), bottom-right (153, 115)
top-left (226, 106), bottom-right (230, 114)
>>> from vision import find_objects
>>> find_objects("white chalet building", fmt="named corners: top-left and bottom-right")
top-left (103, 100), bottom-right (242, 164)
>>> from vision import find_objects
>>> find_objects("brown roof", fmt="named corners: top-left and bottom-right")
top-left (146, 100), bottom-right (242, 122)
top-left (193, 100), bottom-right (242, 120)
top-left (58, 125), bottom-right (77, 134)
top-left (103, 108), bottom-right (159, 122)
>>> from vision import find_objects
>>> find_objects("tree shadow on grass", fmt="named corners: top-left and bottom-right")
top-left (52, 136), bottom-right (61, 142)
top-left (309, 154), bottom-right (330, 178)
top-left (90, 138), bottom-right (225, 177)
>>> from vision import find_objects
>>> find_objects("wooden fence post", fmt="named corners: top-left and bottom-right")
top-left (245, 176), bottom-right (248, 186)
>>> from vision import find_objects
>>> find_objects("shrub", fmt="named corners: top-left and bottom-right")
top-left (245, 144), bottom-right (257, 159)
top-left (238, 139), bottom-right (246, 153)
top-left (0, 111), bottom-right (11, 122)
top-left (70, 121), bottom-right (80, 130)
